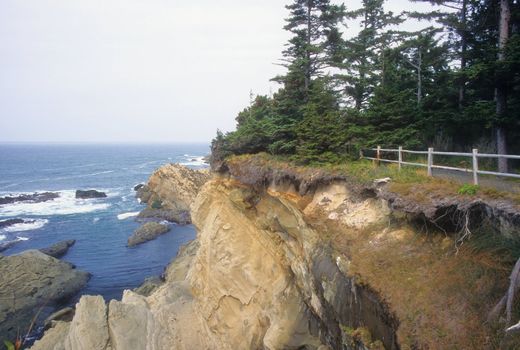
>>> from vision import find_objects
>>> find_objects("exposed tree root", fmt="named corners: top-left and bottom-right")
top-left (488, 257), bottom-right (520, 334)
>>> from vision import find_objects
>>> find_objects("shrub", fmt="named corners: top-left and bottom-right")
top-left (151, 199), bottom-right (163, 209)
top-left (458, 184), bottom-right (479, 195)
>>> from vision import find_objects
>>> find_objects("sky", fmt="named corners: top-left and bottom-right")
top-left (0, 0), bottom-right (435, 144)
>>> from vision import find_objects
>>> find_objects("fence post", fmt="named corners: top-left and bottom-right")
top-left (376, 145), bottom-right (381, 166)
top-left (427, 147), bottom-right (433, 177)
top-left (472, 148), bottom-right (479, 185)
top-left (359, 149), bottom-right (364, 159)
top-left (398, 146), bottom-right (402, 171)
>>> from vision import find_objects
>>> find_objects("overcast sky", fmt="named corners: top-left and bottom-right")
top-left (0, 0), bottom-right (434, 144)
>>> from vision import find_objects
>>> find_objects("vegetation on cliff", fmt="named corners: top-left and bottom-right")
top-left (211, 0), bottom-right (520, 166)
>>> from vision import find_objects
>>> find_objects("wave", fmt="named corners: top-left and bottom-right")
top-left (179, 155), bottom-right (207, 167)
top-left (53, 170), bottom-right (115, 181)
top-left (136, 160), bottom-right (161, 169)
top-left (0, 234), bottom-right (5, 241)
top-left (0, 190), bottom-right (110, 217)
top-left (0, 219), bottom-right (48, 233)
top-left (117, 211), bottom-right (140, 220)
top-left (16, 236), bottom-right (29, 241)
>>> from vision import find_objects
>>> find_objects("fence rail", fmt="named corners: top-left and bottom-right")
top-left (360, 146), bottom-right (520, 185)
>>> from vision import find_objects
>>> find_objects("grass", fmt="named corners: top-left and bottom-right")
top-left (315, 218), bottom-right (514, 350)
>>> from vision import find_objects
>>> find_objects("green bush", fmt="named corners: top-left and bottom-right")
top-left (151, 199), bottom-right (163, 209)
top-left (458, 184), bottom-right (479, 195)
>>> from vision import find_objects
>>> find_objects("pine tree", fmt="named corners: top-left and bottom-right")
top-left (273, 0), bottom-right (346, 100)
top-left (335, 0), bottom-right (403, 109)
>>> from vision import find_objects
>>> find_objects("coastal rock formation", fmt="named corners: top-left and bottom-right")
top-left (136, 163), bottom-right (210, 224)
top-left (32, 158), bottom-right (520, 349)
top-left (39, 239), bottom-right (76, 258)
top-left (0, 192), bottom-right (59, 205)
top-left (0, 218), bottom-right (26, 229)
top-left (75, 189), bottom-right (107, 199)
top-left (0, 250), bottom-right (90, 339)
top-left (32, 177), bottom-right (397, 349)
top-left (127, 222), bottom-right (170, 247)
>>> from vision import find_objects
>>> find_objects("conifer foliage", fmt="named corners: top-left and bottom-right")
top-left (211, 0), bottom-right (520, 166)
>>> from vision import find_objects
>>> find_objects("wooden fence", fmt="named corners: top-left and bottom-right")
top-left (361, 146), bottom-right (520, 185)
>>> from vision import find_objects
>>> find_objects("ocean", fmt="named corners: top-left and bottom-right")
top-left (0, 143), bottom-right (208, 301)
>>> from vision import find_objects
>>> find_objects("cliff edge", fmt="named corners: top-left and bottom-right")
top-left (32, 159), bottom-right (520, 349)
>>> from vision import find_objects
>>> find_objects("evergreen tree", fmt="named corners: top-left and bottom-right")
top-left (335, 0), bottom-right (402, 109)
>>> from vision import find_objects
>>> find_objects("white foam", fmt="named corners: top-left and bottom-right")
top-left (117, 211), bottom-right (140, 220)
top-left (16, 236), bottom-right (29, 241)
top-left (0, 190), bottom-right (110, 217)
top-left (0, 234), bottom-right (5, 241)
top-left (93, 217), bottom-right (100, 223)
top-left (1, 219), bottom-right (48, 233)
top-left (179, 155), bottom-right (207, 167)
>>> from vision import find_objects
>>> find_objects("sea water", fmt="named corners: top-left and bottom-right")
top-left (0, 143), bottom-right (208, 301)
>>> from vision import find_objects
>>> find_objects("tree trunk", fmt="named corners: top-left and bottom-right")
top-left (305, 0), bottom-right (312, 96)
top-left (417, 50), bottom-right (422, 106)
top-left (458, 0), bottom-right (467, 110)
top-left (496, 0), bottom-right (511, 173)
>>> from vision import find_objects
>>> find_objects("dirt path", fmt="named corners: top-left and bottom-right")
top-left (432, 168), bottom-right (520, 194)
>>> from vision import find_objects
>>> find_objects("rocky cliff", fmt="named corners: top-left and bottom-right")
top-left (32, 160), bottom-right (520, 349)
top-left (136, 163), bottom-right (210, 224)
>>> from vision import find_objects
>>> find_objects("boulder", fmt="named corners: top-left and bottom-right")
top-left (75, 190), bottom-right (107, 199)
top-left (136, 208), bottom-right (191, 225)
top-left (133, 276), bottom-right (164, 296)
top-left (127, 222), bottom-right (170, 247)
top-left (39, 240), bottom-right (76, 258)
top-left (135, 184), bottom-right (152, 203)
top-left (0, 250), bottom-right (90, 339)
top-left (0, 192), bottom-right (59, 205)
top-left (43, 307), bottom-right (75, 329)
top-left (133, 183), bottom-right (144, 191)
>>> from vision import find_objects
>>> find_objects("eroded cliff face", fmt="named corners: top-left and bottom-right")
top-left (32, 163), bottom-right (519, 349)
top-left (32, 174), bottom-right (399, 350)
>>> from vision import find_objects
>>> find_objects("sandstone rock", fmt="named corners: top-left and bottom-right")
top-left (39, 239), bottom-right (76, 258)
top-left (0, 192), bottom-right (59, 205)
top-left (137, 163), bottom-right (210, 223)
top-left (0, 250), bottom-right (90, 339)
top-left (64, 296), bottom-right (110, 350)
top-left (127, 222), bottom-right (170, 247)
top-left (75, 190), bottom-right (107, 199)
top-left (30, 321), bottom-right (70, 350)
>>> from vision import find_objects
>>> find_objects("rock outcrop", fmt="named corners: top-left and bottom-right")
top-left (39, 239), bottom-right (76, 258)
top-left (0, 192), bottom-right (59, 205)
top-left (136, 163), bottom-right (210, 224)
top-left (0, 218), bottom-right (26, 229)
top-left (127, 222), bottom-right (170, 247)
top-left (75, 190), bottom-right (107, 199)
top-left (0, 250), bottom-right (90, 339)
